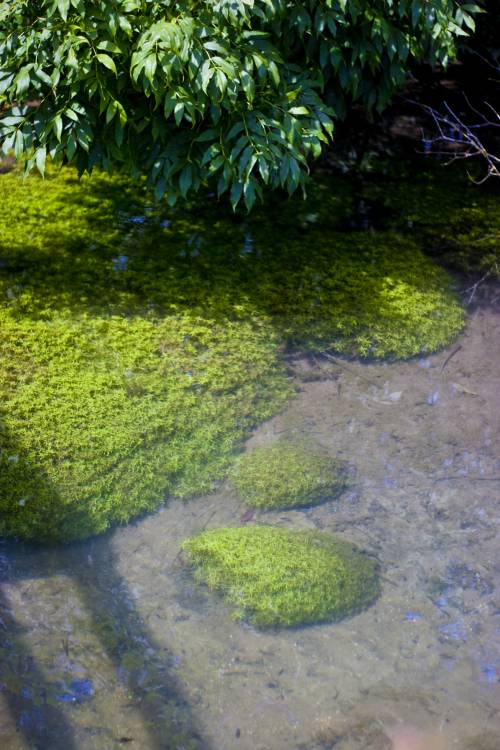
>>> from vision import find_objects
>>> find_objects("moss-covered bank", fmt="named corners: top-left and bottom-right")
top-left (182, 526), bottom-right (379, 627)
top-left (0, 165), bottom-right (464, 542)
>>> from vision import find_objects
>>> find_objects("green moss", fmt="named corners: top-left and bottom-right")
top-left (182, 526), bottom-right (379, 627)
top-left (360, 166), bottom-right (500, 277)
top-left (0, 169), bottom-right (292, 543)
top-left (230, 442), bottom-right (346, 510)
top-left (0, 164), bottom-right (465, 542)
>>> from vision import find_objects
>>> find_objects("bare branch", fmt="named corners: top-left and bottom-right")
top-left (410, 94), bottom-right (500, 182)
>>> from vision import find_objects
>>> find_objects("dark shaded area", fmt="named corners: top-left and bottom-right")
top-left (325, 2), bottom-right (500, 181)
top-left (0, 428), bottom-right (209, 750)
top-left (1, 536), bottom-right (209, 749)
top-left (0, 583), bottom-right (79, 750)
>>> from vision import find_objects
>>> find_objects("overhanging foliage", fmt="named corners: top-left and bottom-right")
top-left (0, 1), bottom-right (481, 207)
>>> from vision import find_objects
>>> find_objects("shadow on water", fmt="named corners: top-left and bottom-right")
top-left (1, 535), bottom-right (210, 750)
top-left (0, 581), bottom-right (79, 750)
top-left (0, 431), bottom-right (209, 750)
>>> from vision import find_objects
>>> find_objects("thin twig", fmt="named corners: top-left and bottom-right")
top-left (440, 345), bottom-right (461, 374)
top-left (464, 269), bottom-right (491, 304)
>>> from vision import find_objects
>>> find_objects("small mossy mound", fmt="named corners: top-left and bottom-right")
top-left (182, 526), bottom-right (379, 627)
top-left (230, 442), bottom-right (346, 510)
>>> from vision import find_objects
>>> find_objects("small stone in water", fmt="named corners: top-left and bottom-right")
top-left (56, 693), bottom-right (77, 703)
top-left (427, 390), bottom-right (440, 406)
top-left (418, 358), bottom-right (431, 369)
top-left (480, 664), bottom-right (498, 685)
top-left (405, 611), bottom-right (422, 622)
top-left (388, 391), bottom-right (402, 402)
top-left (438, 621), bottom-right (467, 641)
top-left (70, 679), bottom-right (94, 698)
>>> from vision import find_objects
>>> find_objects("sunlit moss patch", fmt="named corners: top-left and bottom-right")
top-left (230, 442), bottom-right (346, 510)
top-left (182, 526), bottom-right (379, 627)
top-left (0, 165), bottom-right (465, 542)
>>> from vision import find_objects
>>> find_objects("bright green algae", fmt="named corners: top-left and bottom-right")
top-left (0, 165), bottom-right (464, 542)
top-left (182, 527), bottom-right (379, 627)
top-left (0, 168), bottom-right (291, 542)
top-left (230, 442), bottom-right (346, 510)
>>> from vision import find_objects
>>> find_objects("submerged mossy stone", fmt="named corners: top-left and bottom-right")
top-left (0, 165), bottom-right (465, 543)
top-left (230, 442), bottom-right (346, 510)
top-left (182, 527), bottom-right (379, 627)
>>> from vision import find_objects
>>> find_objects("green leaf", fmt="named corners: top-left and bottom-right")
top-left (268, 61), bottom-right (280, 87)
top-left (57, 0), bottom-right (70, 21)
top-left (15, 67), bottom-right (31, 96)
top-left (200, 59), bottom-right (213, 93)
top-left (66, 132), bottom-right (77, 160)
top-left (240, 70), bottom-right (255, 104)
top-left (174, 101), bottom-right (184, 125)
top-left (106, 99), bottom-right (118, 124)
top-left (53, 114), bottom-right (63, 142)
top-left (65, 108), bottom-right (79, 123)
top-left (179, 164), bottom-right (192, 196)
top-left (35, 146), bottom-right (47, 176)
top-left (230, 181), bottom-right (243, 210)
top-left (258, 156), bottom-right (269, 183)
top-left (67, 47), bottom-right (79, 69)
top-left (96, 54), bottom-right (117, 75)
top-left (195, 128), bottom-right (218, 142)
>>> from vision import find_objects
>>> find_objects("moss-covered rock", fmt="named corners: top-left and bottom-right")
top-left (0, 164), bottom-right (465, 543)
top-left (182, 526), bottom-right (379, 627)
top-left (230, 442), bottom-right (346, 510)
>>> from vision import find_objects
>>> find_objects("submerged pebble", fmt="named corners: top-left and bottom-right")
top-left (405, 611), bottom-right (422, 622)
top-left (418, 358), bottom-right (431, 369)
top-left (55, 678), bottom-right (94, 704)
top-left (438, 620), bottom-right (468, 641)
top-left (479, 663), bottom-right (498, 685)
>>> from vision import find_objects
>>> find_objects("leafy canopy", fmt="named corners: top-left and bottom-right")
top-left (0, 0), bottom-right (481, 208)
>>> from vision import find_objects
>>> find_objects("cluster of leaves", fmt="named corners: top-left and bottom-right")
top-left (182, 526), bottom-right (379, 627)
top-left (0, 0), bottom-right (482, 208)
top-left (230, 441), bottom-right (346, 510)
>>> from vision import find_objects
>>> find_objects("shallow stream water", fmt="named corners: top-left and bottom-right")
top-left (1, 284), bottom-right (499, 750)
